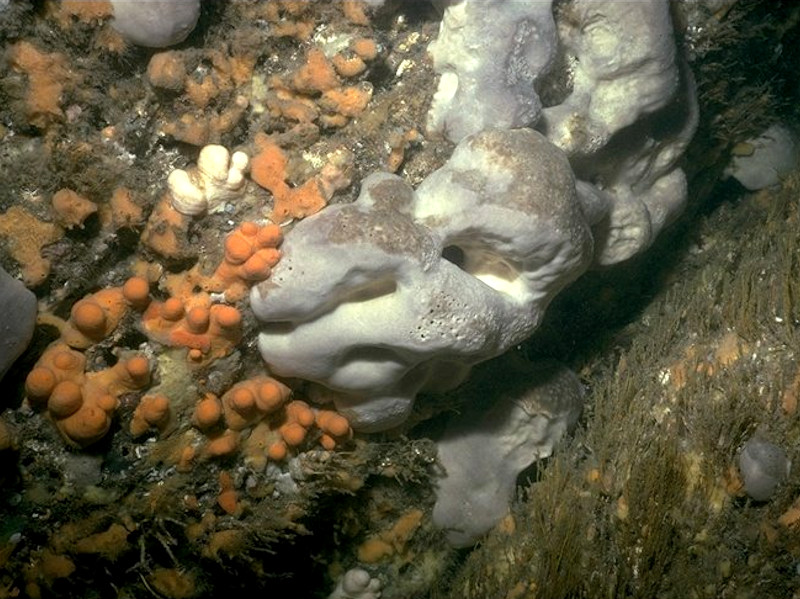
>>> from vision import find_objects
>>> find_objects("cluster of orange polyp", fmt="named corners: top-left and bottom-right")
top-left (141, 298), bottom-right (243, 365)
top-left (25, 279), bottom-right (153, 447)
top-left (188, 378), bottom-right (353, 470)
top-left (22, 221), bottom-right (354, 462)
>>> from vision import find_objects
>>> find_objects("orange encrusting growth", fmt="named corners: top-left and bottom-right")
top-left (146, 51), bottom-right (186, 91)
top-left (7, 41), bottom-right (75, 129)
top-left (51, 189), bottom-right (98, 229)
top-left (0, 206), bottom-right (63, 287)
top-left (140, 194), bottom-right (194, 261)
top-left (102, 187), bottom-right (144, 231)
top-left (291, 48), bottom-right (340, 93)
top-left (342, 0), bottom-right (370, 25)
top-left (266, 40), bottom-right (377, 128)
top-left (52, 0), bottom-right (113, 23)
top-left (204, 429), bottom-right (240, 458)
top-left (356, 509), bottom-right (425, 564)
top-left (250, 133), bottom-right (331, 223)
top-left (332, 53), bottom-right (367, 78)
top-left (351, 38), bottom-right (379, 62)
top-left (320, 83), bottom-right (372, 118)
top-left (147, 45), bottom-right (254, 146)
top-left (217, 471), bottom-right (241, 516)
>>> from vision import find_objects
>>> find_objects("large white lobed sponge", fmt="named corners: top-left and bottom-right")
top-left (251, 129), bottom-right (593, 432)
top-left (110, 0), bottom-right (200, 48)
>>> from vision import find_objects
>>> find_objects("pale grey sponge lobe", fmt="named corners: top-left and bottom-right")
top-left (738, 437), bottom-right (791, 502)
top-left (432, 358), bottom-right (584, 547)
top-left (0, 264), bottom-right (36, 381)
top-left (110, 0), bottom-right (200, 48)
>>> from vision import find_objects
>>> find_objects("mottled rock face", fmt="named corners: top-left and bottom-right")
top-left (110, 0), bottom-right (200, 48)
top-left (251, 129), bottom-right (592, 432)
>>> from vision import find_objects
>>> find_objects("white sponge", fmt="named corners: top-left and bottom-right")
top-left (110, 0), bottom-right (200, 48)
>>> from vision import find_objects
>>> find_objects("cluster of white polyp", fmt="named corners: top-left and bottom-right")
top-left (167, 145), bottom-right (250, 216)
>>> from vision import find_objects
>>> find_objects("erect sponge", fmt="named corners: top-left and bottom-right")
top-left (122, 276), bottom-right (150, 310)
top-left (279, 422), bottom-right (307, 447)
top-left (59, 404), bottom-right (111, 446)
top-left (185, 306), bottom-right (210, 334)
top-left (316, 410), bottom-right (351, 438)
top-left (25, 344), bottom-right (85, 407)
top-left (160, 297), bottom-right (185, 321)
top-left (59, 286), bottom-right (132, 349)
top-left (24, 344), bottom-right (150, 447)
top-left (193, 394), bottom-right (222, 430)
top-left (204, 429), bottom-right (239, 457)
top-left (224, 232), bottom-right (253, 264)
top-left (255, 380), bottom-right (286, 412)
top-left (267, 441), bottom-right (287, 462)
top-left (71, 300), bottom-right (107, 339)
top-left (203, 221), bottom-right (283, 302)
top-left (48, 380), bottom-right (83, 418)
top-left (230, 387), bottom-right (256, 415)
top-left (256, 224), bottom-right (282, 247)
top-left (213, 305), bottom-right (241, 330)
top-left (124, 355), bottom-right (151, 388)
top-left (25, 367), bottom-right (57, 404)
top-left (285, 400), bottom-right (314, 428)
top-left (219, 377), bottom-right (291, 432)
top-left (130, 394), bottom-right (172, 437)
top-left (52, 349), bottom-right (82, 372)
